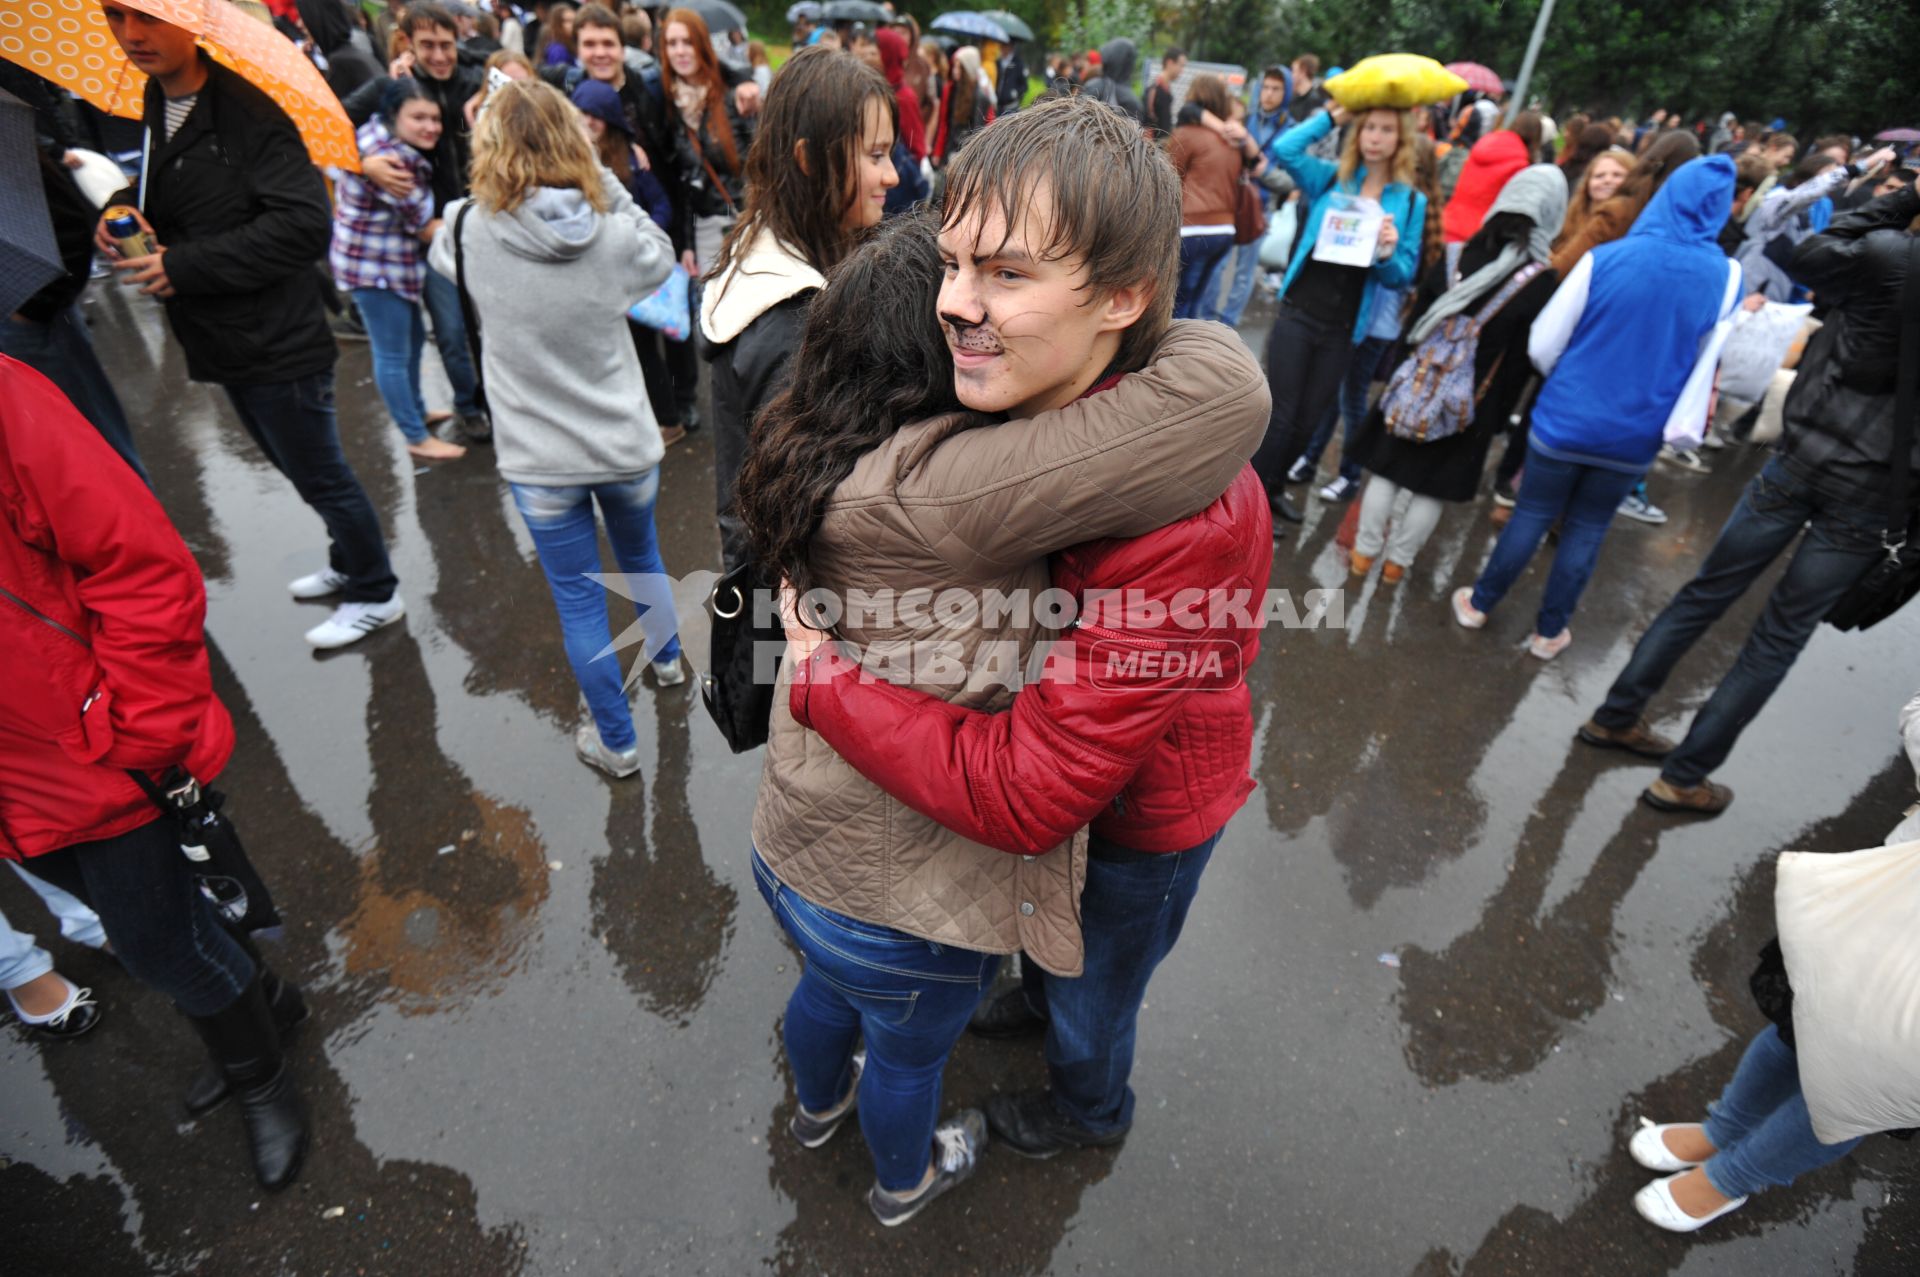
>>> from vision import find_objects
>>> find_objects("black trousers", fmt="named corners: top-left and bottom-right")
top-left (1250, 303), bottom-right (1357, 496)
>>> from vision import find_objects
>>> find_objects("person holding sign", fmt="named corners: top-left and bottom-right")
top-left (1250, 101), bottom-right (1426, 527)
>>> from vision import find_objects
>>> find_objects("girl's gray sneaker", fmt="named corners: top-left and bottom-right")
top-left (573, 724), bottom-right (640, 779)
top-left (790, 1050), bottom-right (865, 1148)
top-left (867, 1108), bottom-right (987, 1228)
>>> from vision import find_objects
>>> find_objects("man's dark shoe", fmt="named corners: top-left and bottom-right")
top-left (456, 412), bottom-right (493, 445)
top-left (1642, 777), bottom-right (1735, 817)
top-left (1270, 492), bottom-right (1305, 524)
top-left (984, 1089), bottom-right (1126, 1159)
top-left (967, 985), bottom-right (1046, 1039)
top-left (1577, 716), bottom-right (1677, 760)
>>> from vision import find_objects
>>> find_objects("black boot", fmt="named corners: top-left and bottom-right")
top-left (183, 970), bottom-right (309, 1118)
top-left (185, 975), bottom-right (309, 1190)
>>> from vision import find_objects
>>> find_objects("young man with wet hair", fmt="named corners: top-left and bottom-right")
top-left (785, 95), bottom-right (1275, 1159)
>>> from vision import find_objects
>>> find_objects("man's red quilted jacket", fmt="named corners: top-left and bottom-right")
top-left (0, 357), bottom-right (234, 859)
top-left (791, 465), bottom-right (1274, 854)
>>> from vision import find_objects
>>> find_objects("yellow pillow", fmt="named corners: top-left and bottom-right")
top-left (1324, 55), bottom-right (1468, 111)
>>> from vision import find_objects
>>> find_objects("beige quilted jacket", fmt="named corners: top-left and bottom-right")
top-left (751, 321), bottom-right (1271, 975)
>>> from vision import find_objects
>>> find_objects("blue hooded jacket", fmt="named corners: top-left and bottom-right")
top-left (1529, 155), bottom-right (1738, 471)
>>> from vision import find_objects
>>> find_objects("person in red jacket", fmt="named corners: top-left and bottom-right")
top-left (0, 355), bottom-right (309, 1191)
top-left (782, 455), bottom-right (1274, 1157)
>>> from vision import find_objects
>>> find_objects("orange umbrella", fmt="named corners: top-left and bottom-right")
top-left (0, 0), bottom-right (358, 171)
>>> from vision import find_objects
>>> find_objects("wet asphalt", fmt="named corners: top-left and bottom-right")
top-left (3, 279), bottom-right (1917, 1277)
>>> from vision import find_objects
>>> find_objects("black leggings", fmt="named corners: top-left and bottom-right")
top-left (19, 816), bottom-right (254, 1016)
top-left (1250, 304), bottom-right (1356, 495)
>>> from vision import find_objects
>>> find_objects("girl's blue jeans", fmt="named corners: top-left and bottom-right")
top-left (1701, 1024), bottom-right (1864, 1199)
top-left (351, 287), bottom-right (429, 445)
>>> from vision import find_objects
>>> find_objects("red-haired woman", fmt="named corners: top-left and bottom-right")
top-left (661, 7), bottom-right (756, 280)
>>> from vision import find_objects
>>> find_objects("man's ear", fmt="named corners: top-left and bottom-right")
top-left (1095, 279), bottom-right (1152, 334)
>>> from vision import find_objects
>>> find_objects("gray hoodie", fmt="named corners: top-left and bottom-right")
top-left (430, 172), bottom-right (674, 485)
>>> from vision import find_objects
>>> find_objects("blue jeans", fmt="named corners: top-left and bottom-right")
top-left (1701, 1025), bottom-right (1864, 1199)
top-left (1017, 830), bottom-right (1220, 1135)
top-left (0, 306), bottom-right (148, 484)
top-left (1594, 457), bottom-right (1886, 787)
top-left (17, 816), bottom-right (255, 1017)
top-left (509, 473), bottom-right (681, 753)
top-left (351, 287), bottom-right (429, 444)
top-left (224, 370), bottom-right (398, 603)
top-left (1298, 334), bottom-right (1391, 484)
top-left (752, 850), bottom-right (999, 1192)
top-left (421, 269), bottom-right (482, 418)
top-left (1218, 237), bottom-right (1265, 327)
top-left (1174, 233), bottom-right (1235, 320)
top-left (1470, 448), bottom-right (1642, 639)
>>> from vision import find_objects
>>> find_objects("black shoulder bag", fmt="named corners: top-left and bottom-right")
top-left (699, 562), bottom-right (783, 753)
top-left (451, 201), bottom-right (488, 414)
top-left (1824, 234), bottom-right (1920, 632)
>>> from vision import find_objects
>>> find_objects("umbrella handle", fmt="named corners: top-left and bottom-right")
top-left (138, 125), bottom-right (151, 214)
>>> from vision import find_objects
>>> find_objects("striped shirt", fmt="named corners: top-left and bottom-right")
top-left (163, 93), bottom-right (198, 139)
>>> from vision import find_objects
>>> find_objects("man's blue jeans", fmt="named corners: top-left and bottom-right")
top-left (421, 269), bottom-right (482, 418)
top-left (1470, 448), bottom-right (1642, 640)
top-left (1016, 830), bottom-right (1220, 1136)
top-left (1175, 232), bottom-right (1235, 320)
top-left (1702, 1024), bottom-right (1864, 1199)
top-left (752, 850), bottom-right (999, 1192)
top-left (1594, 457), bottom-right (1886, 787)
top-left (1299, 334), bottom-right (1392, 484)
top-left (509, 473), bottom-right (681, 753)
top-left (1, 306), bottom-right (149, 483)
top-left (1218, 238), bottom-right (1265, 328)
top-left (351, 287), bottom-right (429, 444)
top-left (224, 370), bottom-right (398, 603)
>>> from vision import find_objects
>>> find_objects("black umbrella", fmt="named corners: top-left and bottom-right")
top-left (820, 0), bottom-right (889, 23)
top-left (685, 0), bottom-right (749, 34)
top-left (0, 88), bottom-right (63, 320)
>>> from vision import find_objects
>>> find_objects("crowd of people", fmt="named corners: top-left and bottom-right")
top-left (4, 0), bottom-right (1918, 1248)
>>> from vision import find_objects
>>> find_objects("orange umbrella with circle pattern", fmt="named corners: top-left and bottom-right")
top-left (0, 0), bottom-right (358, 171)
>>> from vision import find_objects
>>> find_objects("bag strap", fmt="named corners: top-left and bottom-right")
top-left (683, 120), bottom-right (737, 216)
top-left (1467, 262), bottom-right (1546, 338)
top-left (452, 201), bottom-right (488, 412)
top-left (1884, 234), bottom-right (1920, 544)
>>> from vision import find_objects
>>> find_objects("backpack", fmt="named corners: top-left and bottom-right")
top-left (1381, 263), bottom-right (1544, 444)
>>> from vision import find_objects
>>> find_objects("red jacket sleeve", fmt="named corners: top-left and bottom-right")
top-left (0, 358), bottom-right (218, 770)
top-left (932, 82), bottom-right (951, 162)
top-left (789, 522), bottom-right (1245, 856)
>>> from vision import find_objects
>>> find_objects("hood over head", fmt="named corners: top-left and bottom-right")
top-left (1441, 130), bottom-right (1532, 242)
top-left (875, 27), bottom-right (908, 88)
top-left (493, 186), bottom-right (603, 262)
top-left (296, 0), bottom-right (353, 54)
top-left (1486, 163), bottom-right (1570, 259)
top-left (1098, 38), bottom-right (1136, 86)
top-left (1629, 154), bottom-right (1735, 244)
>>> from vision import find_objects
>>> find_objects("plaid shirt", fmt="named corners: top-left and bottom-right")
top-left (330, 120), bottom-right (434, 301)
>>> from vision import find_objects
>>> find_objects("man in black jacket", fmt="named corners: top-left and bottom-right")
top-left (1579, 183), bottom-right (1920, 816)
top-left (340, 2), bottom-right (489, 441)
top-left (96, 2), bottom-right (402, 650)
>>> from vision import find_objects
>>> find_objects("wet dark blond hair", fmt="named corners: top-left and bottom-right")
top-left (1336, 107), bottom-right (1419, 187)
top-left (941, 94), bottom-right (1180, 374)
top-left (470, 80), bottom-right (608, 215)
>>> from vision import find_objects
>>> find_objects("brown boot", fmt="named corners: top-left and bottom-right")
top-left (1578, 716), bottom-right (1677, 759)
top-left (1642, 777), bottom-right (1734, 817)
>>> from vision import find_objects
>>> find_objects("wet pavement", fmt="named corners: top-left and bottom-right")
top-left (4, 281), bottom-right (1917, 1277)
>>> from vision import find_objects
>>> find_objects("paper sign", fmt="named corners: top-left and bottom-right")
top-left (1311, 193), bottom-right (1385, 267)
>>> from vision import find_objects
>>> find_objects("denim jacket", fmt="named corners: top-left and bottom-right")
top-left (1271, 110), bottom-right (1425, 344)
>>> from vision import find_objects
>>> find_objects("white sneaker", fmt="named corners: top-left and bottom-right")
top-left (574, 723), bottom-right (640, 778)
top-left (1659, 445), bottom-right (1711, 474)
top-left (1701, 428), bottom-right (1728, 451)
top-left (1451, 587), bottom-right (1487, 630)
top-left (1634, 1172), bottom-right (1746, 1233)
top-left (1318, 475), bottom-right (1357, 502)
top-left (1526, 627), bottom-right (1572, 661)
top-left (288, 568), bottom-right (350, 600)
top-left (1617, 493), bottom-right (1669, 524)
top-left (303, 595), bottom-right (404, 648)
top-left (650, 655), bottom-right (687, 687)
top-left (1630, 1119), bottom-right (1710, 1173)
top-left (1285, 457), bottom-right (1314, 484)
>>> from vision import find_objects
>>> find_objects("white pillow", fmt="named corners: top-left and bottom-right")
top-left (1776, 838), bottom-right (1920, 1144)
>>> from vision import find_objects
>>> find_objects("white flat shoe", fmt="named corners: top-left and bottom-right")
top-left (1630, 1118), bottom-right (1708, 1172)
top-left (1451, 586), bottom-right (1487, 630)
top-left (1634, 1172), bottom-right (1746, 1233)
